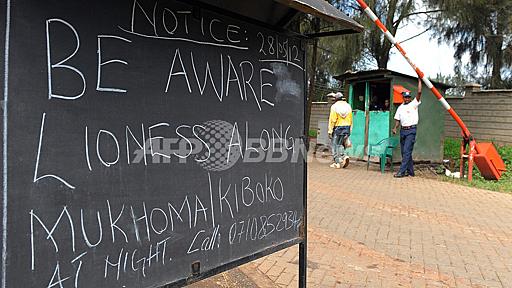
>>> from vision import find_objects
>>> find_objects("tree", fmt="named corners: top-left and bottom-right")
top-left (326, 0), bottom-right (421, 70)
top-left (300, 1), bottom-right (424, 88)
top-left (425, 0), bottom-right (512, 88)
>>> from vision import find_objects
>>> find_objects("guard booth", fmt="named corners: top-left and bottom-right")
top-left (334, 69), bottom-right (452, 162)
top-left (1, 0), bottom-right (362, 288)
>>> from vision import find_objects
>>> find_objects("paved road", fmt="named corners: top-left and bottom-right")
top-left (192, 159), bottom-right (512, 287)
top-left (254, 159), bottom-right (512, 288)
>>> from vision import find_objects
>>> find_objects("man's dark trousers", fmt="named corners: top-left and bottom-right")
top-left (399, 127), bottom-right (416, 175)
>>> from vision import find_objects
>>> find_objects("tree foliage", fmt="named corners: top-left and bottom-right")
top-left (320, 0), bottom-right (418, 74)
top-left (425, 0), bottom-right (512, 88)
top-left (297, 1), bottom-right (427, 100)
top-left (432, 72), bottom-right (468, 97)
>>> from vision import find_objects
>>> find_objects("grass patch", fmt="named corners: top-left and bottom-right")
top-left (443, 137), bottom-right (512, 193)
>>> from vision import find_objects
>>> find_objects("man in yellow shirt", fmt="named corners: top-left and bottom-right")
top-left (328, 92), bottom-right (353, 168)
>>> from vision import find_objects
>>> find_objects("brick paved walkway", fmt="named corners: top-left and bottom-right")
top-left (248, 159), bottom-right (512, 288)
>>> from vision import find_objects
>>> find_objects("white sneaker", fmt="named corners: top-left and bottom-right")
top-left (330, 163), bottom-right (341, 169)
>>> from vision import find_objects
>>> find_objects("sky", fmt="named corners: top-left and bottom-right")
top-left (387, 15), bottom-right (457, 79)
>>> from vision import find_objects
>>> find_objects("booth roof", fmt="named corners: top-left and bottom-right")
top-left (194, 0), bottom-right (364, 36)
top-left (334, 69), bottom-right (455, 90)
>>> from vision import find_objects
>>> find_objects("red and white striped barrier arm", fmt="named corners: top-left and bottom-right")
top-left (356, 0), bottom-right (471, 139)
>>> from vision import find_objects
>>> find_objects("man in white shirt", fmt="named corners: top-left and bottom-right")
top-left (392, 78), bottom-right (422, 177)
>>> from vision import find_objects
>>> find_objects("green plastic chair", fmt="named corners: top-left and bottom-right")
top-left (366, 136), bottom-right (400, 173)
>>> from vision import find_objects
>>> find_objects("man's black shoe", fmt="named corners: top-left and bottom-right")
top-left (394, 173), bottom-right (406, 178)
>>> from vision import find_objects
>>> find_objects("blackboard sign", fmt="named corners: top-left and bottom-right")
top-left (1, 0), bottom-right (305, 287)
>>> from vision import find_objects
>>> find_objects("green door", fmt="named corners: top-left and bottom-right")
top-left (345, 82), bottom-right (368, 158)
top-left (345, 110), bottom-right (366, 157)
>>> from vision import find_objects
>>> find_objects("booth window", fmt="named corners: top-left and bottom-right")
top-left (351, 82), bottom-right (366, 111)
top-left (369, 80), bottom-right (391, 111)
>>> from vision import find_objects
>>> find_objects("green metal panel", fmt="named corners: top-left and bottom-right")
top-left (345, 110), bottom-right (366, 157)
top-left (415, 83), bottom-right (445, 162)
top-left (368, 111), bottom-right (390, 146)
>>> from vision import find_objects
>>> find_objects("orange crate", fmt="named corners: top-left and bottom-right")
top-left (474, 142), bottom-right (506, 180)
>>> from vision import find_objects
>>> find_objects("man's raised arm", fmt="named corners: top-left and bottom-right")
top-left (416, 78), bottom-right (422, 102)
